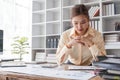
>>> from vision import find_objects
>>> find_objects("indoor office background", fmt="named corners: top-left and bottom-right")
top-left (32, 0), bottom-right (120, 63)
top-left (0, 0), bottom-right (119, 80)
top-left (0, 0), bottom-right (120, 62)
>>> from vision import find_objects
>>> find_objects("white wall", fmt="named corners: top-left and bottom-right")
top-left (0, 0), bottom-right (32, 62)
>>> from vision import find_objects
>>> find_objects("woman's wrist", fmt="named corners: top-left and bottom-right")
top-left (88, 42), bottom-right (94, 47)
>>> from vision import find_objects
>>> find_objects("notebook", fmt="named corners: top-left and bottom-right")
top-left (101, 58), bottom-right (120, 64)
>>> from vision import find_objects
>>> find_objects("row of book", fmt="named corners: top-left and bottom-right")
top-left (88, 6), bottom-right (100, 18)
top-left (93, 55), bottom-right (120, 80)
top-left (89, 3), bottom-right (120, 17)
top-left (46, 53), bottom-right (56, 63)
top-left (102, 3), bottom-right (115, 16)
top-left (46, 37), bottom-right (59, 48)
top-left (90, 20), bottom-right (100, 31)
top-left (35, 52), bottom-right (57, 63)
top-left (64, 20), bottom-right (100, 31)
top-left (104, 34), bottom-right (120, 43)
top-left (83, 0), bottom-right (99, 3)
top-left (35, 52), bottom-right (46, 62)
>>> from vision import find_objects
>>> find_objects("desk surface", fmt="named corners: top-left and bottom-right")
top-left (0, 64), bottom-right (103, 80)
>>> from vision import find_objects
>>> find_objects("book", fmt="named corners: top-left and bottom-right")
top-left (104, 34), bottom-right (120, 42)
top-left (108, 69), bottom-right (120, 75)
top-left (97, 55), bottom-right (120, 60)
top-left (93, 8), bottom-right (100, 17)
top-left (111, 3), bottom-right (115, 15)
top-left (101, 58), bottom-right (120, 64)
top-left (89, 6), bottom-right (99, 18)
top-left (106, 55), bottom-right (120, 58)
top-left (102, 4), bottom-right (106, 16)
top-left (102, 73), bottom-right (120, 80)
top-left (92, 61), bottom-right (120, 71)
top-left (35, 52), bottom-right (46, 62)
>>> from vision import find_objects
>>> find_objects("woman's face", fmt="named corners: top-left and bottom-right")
top-left (72, 15), bottom-right (89, 36)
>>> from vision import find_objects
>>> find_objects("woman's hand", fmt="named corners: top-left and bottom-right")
top-left (67, 36), bottom-right (84, 48)
top-left (80, 36), bottom-right (94, 47)
top-left (67, 35), bottom-right (94, 48)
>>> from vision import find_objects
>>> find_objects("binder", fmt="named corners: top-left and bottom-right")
top-left (102, 73), bottom-right (120, 80)
top-left (93, 55), bottom-right (120, 70)
top-left (93, 61), bottom-right (120, 71)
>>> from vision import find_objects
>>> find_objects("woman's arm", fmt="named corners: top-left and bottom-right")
top-left (79, 32), bottom-right (106, 61)
top-left (56, 32), bottom-right (73, 65)
top-left (89, 33), bottom-right (106, 61)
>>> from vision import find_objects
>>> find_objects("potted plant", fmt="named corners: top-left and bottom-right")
top-left (11, 36), bottom-right (29, 61)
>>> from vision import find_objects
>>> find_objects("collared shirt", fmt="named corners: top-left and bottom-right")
top-left (56, 26), bottom-right (106, 65)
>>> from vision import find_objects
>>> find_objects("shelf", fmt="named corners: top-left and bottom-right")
top-left (46, 48), bottom-right (57, 50)
top-left (32, 35), bottom-right (46, 37)
top-left (32, 22), bottom-right (45, 25)
top-left (102, 0), bottom-right (120, 4)
top-left (32, 0), bottom-right (120, 61)
top-left (84, 1), bottom-right (99, 6)
top-left (102, 2), bottom-right (120, 16)
top-left (62, 0), bottom-right (79, 7)
top-left (81, 0), bottom-right (99, 3)
top-left (46, 34), bottom-right (60, 37)
top-left (90, 17), bottom-right (100, 20)
top-left (32, 48), bottom-right (46, 50)
top-left (62, 8), bottom-right (71, 20)
top-left (46, 10), bottom-right (60, 22)
top-left (102, 18), bottom-right (120, 31)
top-left (46, 20), bottom-right (60, 24)
top-left (46, 0), bottom-right (60, 9)
top-left (102, 14), bottom-right (120, 19)
top-left (105, 42), bottom-right (120, 49)
top-left (32, 0), bottom-right (45, 11)
top-left (46, 23), bottom-right (61, 35)
top-left (103, 31), bottom-right (120, 34)
top-left (32, 37), bottom-right (45, 49)
top-left (63, 19), bottom-right (71, 22)
top-left (32, 23), bottom-right (45, 36)
top-left (32, 13), bottom-right (45, 23)
top-left (32, 10), bottom-right (45, 14)
top-left (62, 6), bottom-right (73, 9)
top-left (46, 8), bottom-right (60, 11)
top-left (32, 35), bottom-right (46, 38)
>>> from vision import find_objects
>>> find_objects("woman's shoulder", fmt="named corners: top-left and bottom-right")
top-left (62, 28), bottom-right (73, 35)
top-left (91, 28), bottom-right (102, 36)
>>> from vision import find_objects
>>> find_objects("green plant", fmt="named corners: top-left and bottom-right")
top-left (11, 36), bottom-right (29, 61)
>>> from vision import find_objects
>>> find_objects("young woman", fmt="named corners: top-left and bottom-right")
top-left (56, 4), bottom-right (106, 66)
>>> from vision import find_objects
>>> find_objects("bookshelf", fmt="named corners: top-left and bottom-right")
top-left (32, 0), bottom-right (120, 62)
top-left (32, 0), bottom-right (61, 63)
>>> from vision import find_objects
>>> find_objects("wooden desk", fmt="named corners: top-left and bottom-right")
top-left (0, 64), bottom-right (103, 80)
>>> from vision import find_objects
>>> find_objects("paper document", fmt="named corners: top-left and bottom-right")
top-left (41, 63), bottom-right (58, 68)
top-left (0, 65), bottom-right (96, 80)
top-left (0, 61), bottom-right (26, 67)
top-left (68, 65), bottom-right (106, 70)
